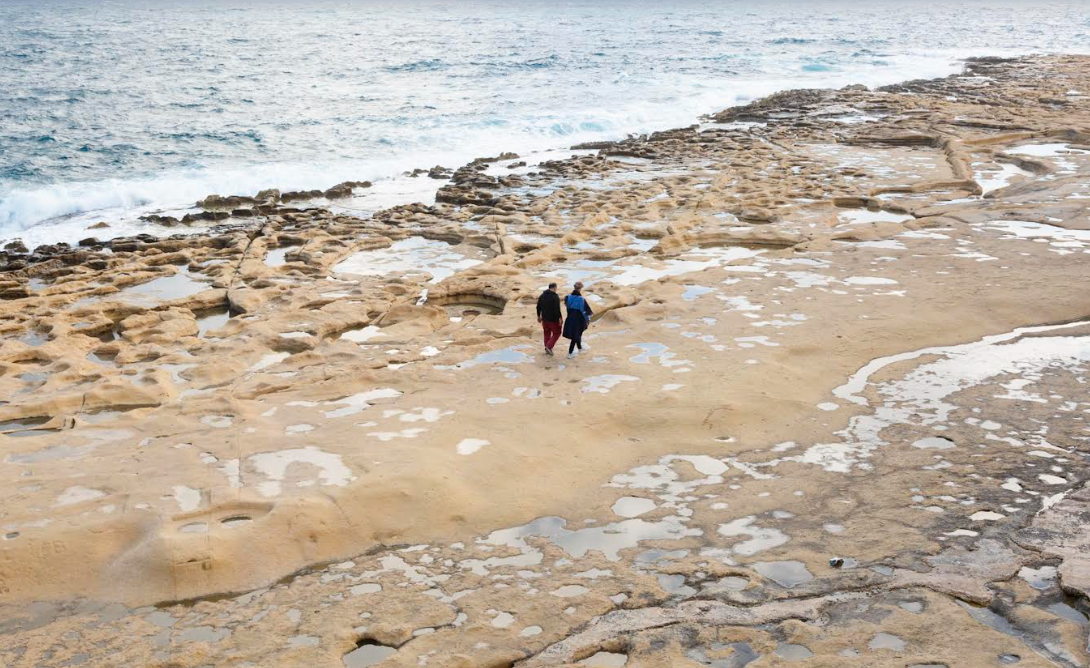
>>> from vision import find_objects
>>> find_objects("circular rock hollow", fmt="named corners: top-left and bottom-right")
top-left (343, 638), bottom-right (397, 667)
top-left (427, 292), bottom-right (507, 318)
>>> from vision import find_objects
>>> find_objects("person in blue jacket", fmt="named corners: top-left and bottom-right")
top-left (561, 281), bottom-right (593, 359)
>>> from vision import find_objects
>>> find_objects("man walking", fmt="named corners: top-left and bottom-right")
top-left (536, 282), bottom-right (563, 356)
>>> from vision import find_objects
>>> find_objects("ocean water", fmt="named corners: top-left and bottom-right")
top-left (1, 0), bottom-right (1089, 247)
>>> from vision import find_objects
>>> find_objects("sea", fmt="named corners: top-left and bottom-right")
top-left (1, 0), bottom-right (1089, 248)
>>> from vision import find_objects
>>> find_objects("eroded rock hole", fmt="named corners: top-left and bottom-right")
top-left (195, 305), bottom-right (232, 338)
top-left (221, 515), bottom-right (252, 528)
top-left (580, 650), bottom-right (629, 666)
top-left (429, 293), bottom-right (507, 318)
top-left (266, 244), bottom-right (303, 267)
top-left (87, 348), bottom-right (118, 366)
top-left (77, 326), bottom-right (120, 343)
top-left (0, 416), bottom-right (50, 432)
top-left (17, 329), bottom-right (50, 346)
top-left (343, 639), bottom-right (397, 667)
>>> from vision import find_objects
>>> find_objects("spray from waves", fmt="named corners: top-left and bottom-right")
top-left (0, 52), bottom-right (967, 245)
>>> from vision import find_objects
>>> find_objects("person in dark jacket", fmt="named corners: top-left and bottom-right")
top-left (562, 281), bottom-right (593, 358)
top-left (536, 282), bottom-right (563, 356)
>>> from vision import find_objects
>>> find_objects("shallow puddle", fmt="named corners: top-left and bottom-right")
top-left (985, 220), bottom-right (1090, 253)
top-left (581, 651), bottom-right (628, 666)
top-left (1046, 601), bottom-right (1087, 625)
top-left (751, 560), bottom-right (813, 587)
top-left (265, 245), bottom-right (301, 267)
top-left (447, 345), bottom-right (531, 369)
top-left (340, 325), bottom-right (387, 344)
top-left (775, 643), bottom-right (814, 661)
top-left (1006, 142), bottom-right (1087, 158)
top-left (869, 632), bottom-right (906, 651)
top-left (975, 161), bottom-right (1032, 194)
top-left (1018, 565), bottom-right (1057, 590)
top-left (688, 642), bottom-right (759, 668)
top-left (196, 307), bottom-right (231, 337)
top-left (17, 330), bottom-right (50, 347)
top-left (717, 516), bottom-right (790, 556)
top-left (715, 576), bottom-right (750, 591)
top-left (248, 446), bottom-right (354, 497)
top-left (838, 208), bottom-right (913, 225)
top-left (324, 388), bottom-right (402, 418)
top-left (611, 496), bottom-right (656, 518)
top-left (481, 514), bottom-right (700, 562)
top-left (682, 285), bottom-right (715, 301)
top-left (249, 352), bottom-right (291, 373)
top-left (611, 247), bottom-right (763, 286)
top-left (628, 343), bottom-right (689, 368)
top-left (806, 321), bottom-right (1090, 472)
top-left (456, 438), bottom-right (489, 455)
top-left (913, 436), bottom-right (955, 450)
top-left (86, 350), bottom-right (118, 366)
top-left (658, 573), bottom-right (696, 596)
top-left (581, 374), bottom-right (639, 394)
top-left (0, 416), bottom-right (51, 433)
top-left (343, 641), bottom-right (397, 667)
top-left (114, 271), bottom-right (211, 307)
top-left (19, 371), bottom-right (49, 385)
top-left (956, 600), bottom-right (1020, 636)
top-left (844, 276), bottom-right (898, 285)
top-left (333, 237), bottom-right (484, 284)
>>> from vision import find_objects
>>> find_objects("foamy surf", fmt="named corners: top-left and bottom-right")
top-left (3, 0), bottom-right (1086, 249)
top-left (1, 62), bottom-right (969, 248)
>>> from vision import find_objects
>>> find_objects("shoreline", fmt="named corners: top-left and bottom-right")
top-left (1, 53), bottom-right (1090, 666)
top-left (0, 56), bottom-right (993, 256)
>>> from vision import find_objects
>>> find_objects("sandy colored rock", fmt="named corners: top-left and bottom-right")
top-left (1, 55), bottom-right (1090, 667)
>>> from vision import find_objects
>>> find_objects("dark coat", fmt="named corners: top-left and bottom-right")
top-left (562, 293), bottom-right (593, 340)
top-left (536, 290), bottom-right (562, 322)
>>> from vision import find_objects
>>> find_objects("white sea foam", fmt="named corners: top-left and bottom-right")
top-left (0, 58), bottom-right (981, 247)
top-left (4, 0), bottom-right (1086, 250)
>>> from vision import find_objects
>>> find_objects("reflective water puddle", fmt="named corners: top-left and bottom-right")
top-left (113, 271), bottom-right (211, 307)
top-left (333, 237), bottom-right (485, 284)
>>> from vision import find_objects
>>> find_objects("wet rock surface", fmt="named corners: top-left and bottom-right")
top-left (1, 55), bottom-right (1090, 666)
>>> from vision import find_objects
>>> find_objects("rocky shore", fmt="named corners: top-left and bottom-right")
top-left (1, 55), bottom-right (1090, 667)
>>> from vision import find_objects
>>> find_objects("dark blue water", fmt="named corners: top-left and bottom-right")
top-left (1, 0), bottom-right (1088, 245)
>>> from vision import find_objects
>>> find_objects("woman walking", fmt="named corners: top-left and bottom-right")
top-left (562, 281), bottom-right (593, 359)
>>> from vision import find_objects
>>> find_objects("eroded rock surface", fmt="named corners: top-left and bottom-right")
top-left (2, 55), bottom-right (1090, 667)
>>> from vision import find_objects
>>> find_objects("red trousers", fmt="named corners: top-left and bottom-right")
top-left (541, 320), bottom-right (561, 351)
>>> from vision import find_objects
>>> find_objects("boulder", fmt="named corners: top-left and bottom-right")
top-left (280, 189), bottom-right (323, 203)
top-left (139, 214), bottom-right (180, 226)
top-left (255, 188), bottom-right (281, 203)
top-left (197, 194), bottom-right (256, 209)
top-left (323, 181), bottom-right (372, 199)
